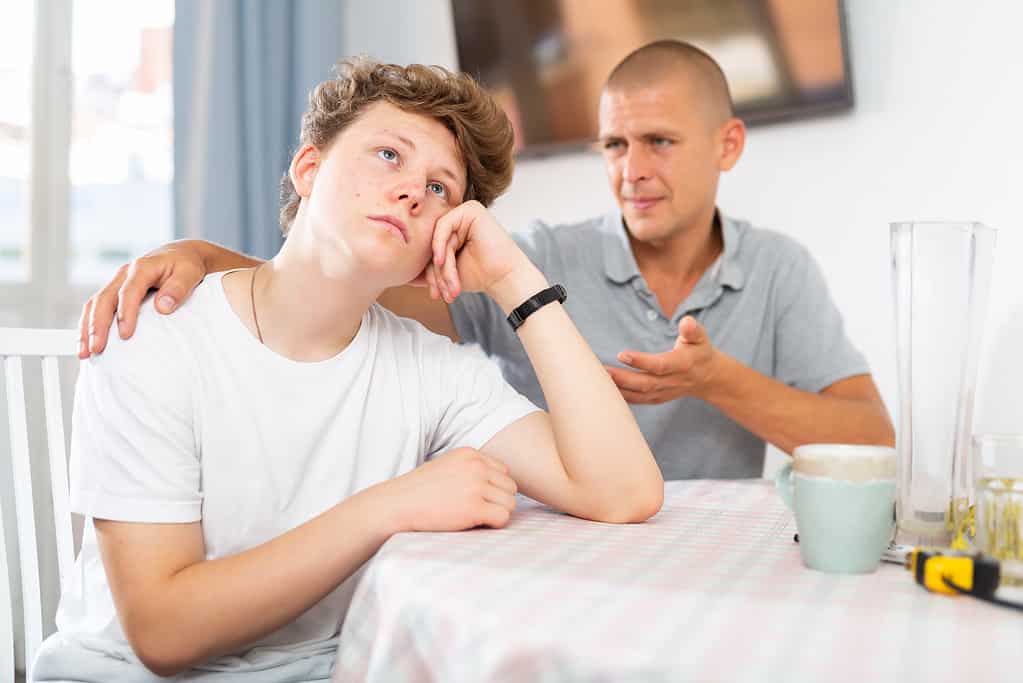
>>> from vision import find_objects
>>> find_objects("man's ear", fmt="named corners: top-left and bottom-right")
top-left (718, 118), bottom-right (746, 172)
top-left (289, 144), bottom-right (321, 198)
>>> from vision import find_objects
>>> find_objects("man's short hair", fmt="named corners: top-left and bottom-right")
top-left (605, 40), bottom-right (734, 123)
top-left (279, 57), bottom-right (514, 235)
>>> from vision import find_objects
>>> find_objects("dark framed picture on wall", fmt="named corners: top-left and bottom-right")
top-left (451, 0), bottom-right (854, 156)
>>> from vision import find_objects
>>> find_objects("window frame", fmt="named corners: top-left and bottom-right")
top-left (2, 0), bottom-right (169, 329)
top-left (0, 0), bottom-right (78, 327)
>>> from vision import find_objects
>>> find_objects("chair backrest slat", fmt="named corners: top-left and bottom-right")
top-left (0, 329), bottom-right (79, 357)
top-left (4, 355), bottom-right (43, 674)
top-left (43, 356), bottom-right (74, 591)
top-left (0, 491), bottom-right (14, 683)
top-left (1, 328), bottom-right (77, 680)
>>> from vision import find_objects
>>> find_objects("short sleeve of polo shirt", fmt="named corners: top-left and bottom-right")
top-left (772, 242), bottom-right (870, 392)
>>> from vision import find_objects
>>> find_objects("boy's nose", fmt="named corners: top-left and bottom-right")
top-left (397, 192), bottom-right (421, 214)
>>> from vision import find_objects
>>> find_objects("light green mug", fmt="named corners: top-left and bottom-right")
top-left (775, 444), bottom-right (897, 574)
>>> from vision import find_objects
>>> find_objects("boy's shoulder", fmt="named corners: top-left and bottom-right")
top-left (96, 274), bottom-right (224, 366)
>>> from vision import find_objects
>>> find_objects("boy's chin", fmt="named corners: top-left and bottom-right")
top-left (406, 267), bottom-right (431, 287)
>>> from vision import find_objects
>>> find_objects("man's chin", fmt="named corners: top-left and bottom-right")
top-left (622, 213), bottom-right (663, 236)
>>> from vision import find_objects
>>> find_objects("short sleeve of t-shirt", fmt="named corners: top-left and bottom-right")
top-left (413, 322), bottom-right (540, 458)
top-left (772, 242), bottom-right (870, 392)
top-left (449, 221), bottom-right (557, 357)
top-left (69, 308), bottom-right (201, 523)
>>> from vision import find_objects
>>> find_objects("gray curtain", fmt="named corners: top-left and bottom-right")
top-left (173, 0), bottom-right (346, 258)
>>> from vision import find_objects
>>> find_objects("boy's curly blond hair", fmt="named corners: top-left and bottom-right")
top-left (279, 57), bottom-right (515, 235)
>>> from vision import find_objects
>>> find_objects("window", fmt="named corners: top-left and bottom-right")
top-left (70, 1), bottom-right (174, 284)
top-left (0, 1), bottom-right (173, 327)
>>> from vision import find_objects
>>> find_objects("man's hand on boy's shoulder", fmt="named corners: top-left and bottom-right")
top-left (77, 240), bottom-right (250, 359)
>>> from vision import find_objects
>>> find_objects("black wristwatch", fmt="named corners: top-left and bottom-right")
top-left (506, 284), bottom-right (567, 331)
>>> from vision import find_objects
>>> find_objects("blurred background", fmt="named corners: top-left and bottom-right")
top-left (1, 0), bottom-right (1022, 676)
top-left (453, 0), bottom-right (855, 154)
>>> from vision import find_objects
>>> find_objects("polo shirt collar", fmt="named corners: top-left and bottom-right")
top-left (600, 211), bottom-right (641, 284)
top-left (601, 209), bottom-right (746, 290)
top-left (717, 213), bottom-right (746, 290)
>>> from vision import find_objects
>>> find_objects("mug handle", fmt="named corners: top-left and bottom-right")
top-left (774, 462), bottom-right (794, 510)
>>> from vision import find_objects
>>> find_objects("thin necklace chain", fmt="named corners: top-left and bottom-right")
top-left (249, 263), bottom-right (264, 344)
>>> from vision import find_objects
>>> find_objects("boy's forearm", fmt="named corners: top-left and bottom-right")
top-left (180, 239), bottom-right (263, 273)
top-left (126, 484), bottom-right (400, 675)
top-left (488, 266), bottom-right (663, 523)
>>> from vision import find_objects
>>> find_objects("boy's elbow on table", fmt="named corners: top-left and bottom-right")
top-left (592, 477), bottom-right (665, 524)
top-left (132, 638), bottom-right (194, 678)
top-left (123, 617), bottom-right (203, 678)
top-left (624, 483), bottom-right (665, 524)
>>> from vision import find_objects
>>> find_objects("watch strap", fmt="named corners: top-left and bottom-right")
top-left (506, 284), bottom-right (567, 331)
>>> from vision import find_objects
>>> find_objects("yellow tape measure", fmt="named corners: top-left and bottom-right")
top-left (803, 536), bottom-right (1022, 610)
top-left (905, 548), bottom-right (1001, 596)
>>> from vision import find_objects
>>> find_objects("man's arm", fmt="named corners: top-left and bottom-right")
top-left (79, 240), bottom-right (259, 358)
top-left (429, 202), bottom-right (664, 524)
top-left (702, 363), bottom-right (892, 453)
top-left (607, 316), bottom-right (895, 453)
top-left (97, 448), bottom-right (517, 677)
top-left (80, 242), bottom-right (459, 358)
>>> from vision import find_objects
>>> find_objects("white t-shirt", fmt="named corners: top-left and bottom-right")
top-left (55, 272), bottom-right (539, 674)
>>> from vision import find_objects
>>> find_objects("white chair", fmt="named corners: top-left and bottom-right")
top-left (1, 328), bottom-right (79, 682)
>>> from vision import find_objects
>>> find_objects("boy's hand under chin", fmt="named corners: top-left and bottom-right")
top-left (415, 200), bottom-right (541, 306)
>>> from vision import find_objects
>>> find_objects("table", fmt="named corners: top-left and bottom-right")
top-left (333, 480), bottom-right (1023, 682)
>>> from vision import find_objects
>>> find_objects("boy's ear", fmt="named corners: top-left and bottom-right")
top-left (290, 144), bottom-right (321, 198)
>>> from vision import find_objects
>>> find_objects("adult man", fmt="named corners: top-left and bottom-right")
top-left (80, 41), bottom-right (894, 480)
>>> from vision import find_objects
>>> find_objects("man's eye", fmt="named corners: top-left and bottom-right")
top-left (603, 140), bottom-right (624, 151)
top-left (427, 182), bottom-right (447, 198)
top-left (378, 148), bottom-right (398, 163)
top-left (652, 138), bottom-right (672, 147)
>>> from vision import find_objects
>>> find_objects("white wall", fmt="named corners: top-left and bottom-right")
top-left (720, 2), bottom-right (1023, 438)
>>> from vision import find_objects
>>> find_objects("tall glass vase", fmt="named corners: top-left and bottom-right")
top-left (891, 221), bottom-right (996, 546)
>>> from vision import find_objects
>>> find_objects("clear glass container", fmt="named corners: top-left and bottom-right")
top-left (891, 221), bottom-right (996, 546)
top-left (972, 434), bottom-right (1023, 581)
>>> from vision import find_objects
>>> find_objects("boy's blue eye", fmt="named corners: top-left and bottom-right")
top-left (427, 182), bottom-right (447, 198)
top-left (378, 148), bottom-right (398, 162)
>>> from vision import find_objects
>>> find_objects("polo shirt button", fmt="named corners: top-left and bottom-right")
top-left (646, 309), bottom-right (658, 321)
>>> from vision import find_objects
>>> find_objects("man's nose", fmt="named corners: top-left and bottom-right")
top-left (622, 148), bottom-right (651, 184)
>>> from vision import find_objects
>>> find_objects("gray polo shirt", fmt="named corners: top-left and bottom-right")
top-left (450, 211), bottom-right (870, 480)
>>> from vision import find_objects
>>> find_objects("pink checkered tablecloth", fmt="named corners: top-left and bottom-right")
top-left (333, 480), bottom-right (1023, 682)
